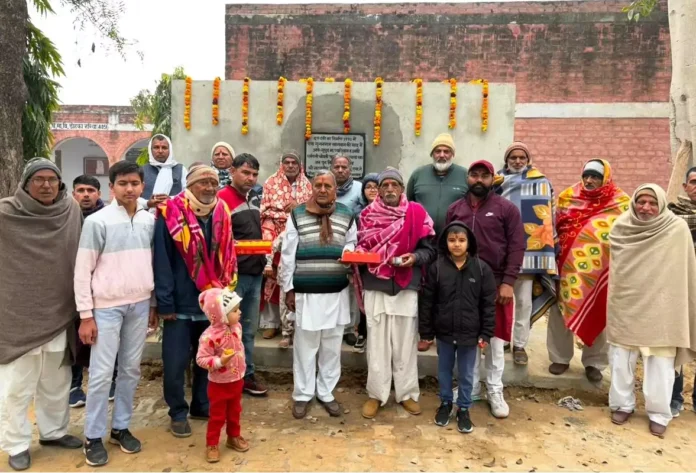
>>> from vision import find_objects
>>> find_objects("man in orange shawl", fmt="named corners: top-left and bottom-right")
top-left (546, 159), bottom-right (629, 383)
top-left (258, 151), bottom-right (312, 348)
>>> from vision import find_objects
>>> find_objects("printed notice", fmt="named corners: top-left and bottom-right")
top-left (304, 133), bottom-right (365, 179)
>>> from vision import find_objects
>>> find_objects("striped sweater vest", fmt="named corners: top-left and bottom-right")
top-left (291, 203), bottom-right (354, 294)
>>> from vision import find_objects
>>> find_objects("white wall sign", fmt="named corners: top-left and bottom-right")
top-left (304, 133), bottom-right (365, 179)
top-left (51, 122), bottom-right (108, 131)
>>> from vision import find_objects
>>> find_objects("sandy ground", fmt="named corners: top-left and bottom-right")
top-left (2, 362), bottom-right (695, 472)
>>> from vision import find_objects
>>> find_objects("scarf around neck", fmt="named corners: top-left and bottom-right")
top-left (148, 135), bottom-right (179, 195)
top-left (305, 197), bottom-right (336, 245)
top-left (185, 189), bottom-right (218, 217)
top-left (82, 198), bottom-right (105, 218)
top-left (336, 177), bottom-right (354, 197)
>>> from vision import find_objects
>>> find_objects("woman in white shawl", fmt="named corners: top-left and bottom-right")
top-left (141, 135), bottom-right (188, 210)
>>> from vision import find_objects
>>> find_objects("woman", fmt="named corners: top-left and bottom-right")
top-left (210, 142), bottom-right (235, 188)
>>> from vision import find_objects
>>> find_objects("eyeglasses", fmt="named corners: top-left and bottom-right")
top-left (31, 177), bottom-right (60, 186)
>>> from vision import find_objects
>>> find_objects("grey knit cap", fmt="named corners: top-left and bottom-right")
top-left (378, 167), bottom-right (404, 187)
top-left (21, 157), bottom-right (62, 187)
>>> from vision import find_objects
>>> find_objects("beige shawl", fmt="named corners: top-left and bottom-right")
top-left (607, 183), bottom-right (696, 367)
top-left (0, 185), bottom-right (82, 365)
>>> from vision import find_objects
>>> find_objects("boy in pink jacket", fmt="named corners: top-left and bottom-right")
top-left (196, 288), bottom-right (249, 463)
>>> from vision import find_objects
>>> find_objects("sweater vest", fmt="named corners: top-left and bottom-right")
top-left (142, 164), bottom-right (183, 200)
top-left (291, 203), bottom-right (354, 294)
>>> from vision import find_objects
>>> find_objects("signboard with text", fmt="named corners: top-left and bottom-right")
top-left (304, 133), bottom-right (365, 179)
top-left (51, 122), bottom-right (109, 131)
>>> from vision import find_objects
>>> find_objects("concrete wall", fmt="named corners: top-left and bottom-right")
top-left (171, 80), bottom-right (516, 181)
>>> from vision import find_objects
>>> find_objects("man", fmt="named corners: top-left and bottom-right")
top-left (332, 155), bottom-right (363, 215)
top-left (259, 151), bottom-right (313, 348)
top-left (356, 167), bottom-right (436, 419)
top-left (0, 158), bottom-right (83, 471)
top-left (496, 142), bottom-right (557, 365)
top-left (547, 159), bottom-right (629, 383)
top-left (218, 154), bottom-right (268, 396)
top-left (142, 134), bottom-right (188, 210)
top-left (445, 160), bottom-right (524, 419)
top-left (73, 175), bottom-right (105, 216)
top-left (279, 170), bottom-right (357, 419)
top-left (74, 161), bottom-right (157, 466)
top-left (155, 164), bottom-right (238, 438)
top-left (607, 184), bottom-right (696, 437)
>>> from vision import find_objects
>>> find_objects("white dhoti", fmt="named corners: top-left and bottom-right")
top-left (609, 344), bottom-right (675, 427)
top-left (546, 304), bottom-right (609, 369)
top-left (0, 331), bottom-right (71, 456)
top-left (512, 277), bottom-right (534, 348)
top-left (472, 336), bottom-right (506, 395)
top-left (260, 301), bottom-right (281, 329)
top-left (364, 290), bottom-right (419, 405)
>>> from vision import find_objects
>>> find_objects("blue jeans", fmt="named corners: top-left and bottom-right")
top-left (84, 301), bottom-right (150, 439)
top-left (671, 368), bottom-right (696, 407)
top-left (72, 361), bottom-right (117, 390)
top-left (236, 274), bottom-right (262, 378)
top-left (437, 340), bottom-right (478, 410)
top-left (162, 317), bottom-right (210, 422)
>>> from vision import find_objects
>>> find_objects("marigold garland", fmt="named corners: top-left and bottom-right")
top-left (343, 78), bottom-right (352, 134)
top-left (184, 76), bottom-right (192, 131)
top-left (212, 77), bottom-right (221, 126)
top-left (324, 78), bottom-right (335, 83)
top-left (373, 77), bottom-right (384, 146)
top-left (276, 76), bottom-right (286, 125)
top-left (470, 79), bottom-right (489, 132)
top-left (413, 78), bottom-right (423, 137)
top-left (447, 78), bottom-right (457, 129)
top-left (241, 77), bottom-right (250, 135)
top-left (305, 77), bottom-right (314, 140)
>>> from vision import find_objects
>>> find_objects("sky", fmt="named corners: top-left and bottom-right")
top-left (32, 0), bottom-right (586, 106)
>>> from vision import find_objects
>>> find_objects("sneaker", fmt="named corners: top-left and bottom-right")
top-left (488, 391), bottom-right (510, 419)
top-left (670, 402), bottom-right (683, 418)
top-left (434, 402), bottom-right (453, 427)
top-left (471, 385), bottom-right (484, 402)
top-left (69, 388), bottom-right (86, 408)
top-left (457, 408), bottom-right (474, 433)
top-left (108, 382), bottom-right (116, 402)
top-left (109, 429), bottom-right (141, 454)
top-left (343, 333), bottom-right (358, 346)
top-left (353, 335), bottom-right (366, 353)
top-left (84, 438), bottom-right (109, 467)
top-left (243, 375), bottom-right (268, 396)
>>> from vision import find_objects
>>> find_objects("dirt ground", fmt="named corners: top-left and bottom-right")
top-left (2, 362), bottom-right (695, 472)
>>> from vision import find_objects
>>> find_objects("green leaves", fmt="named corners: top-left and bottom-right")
top-left (622, 0), bottom-right (658, 22)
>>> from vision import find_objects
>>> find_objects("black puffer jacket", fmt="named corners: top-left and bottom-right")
top-left (418, 221), bottom-right (497, 346)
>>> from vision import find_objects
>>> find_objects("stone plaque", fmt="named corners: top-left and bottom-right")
top-left (304, 133), bottom-right (365, 179)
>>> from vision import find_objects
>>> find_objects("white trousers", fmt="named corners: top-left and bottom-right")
top-left (292, 325), bottom-right (343, 402)
top-left (0, 348), bottom-right (71, 456)
top-left (472, 336), bottom-right (506, 395)
top-left (366, 314), bottom-right (420, 405)
top-left (546, 304), bottom-right (609, 369)
top-left (609, 345), bottom-right (675, 427)
top-left (260, 301), bottom-right (281, 329)
top-left (345, 285), bottom-right (360, 334)
top-left (513, 278), bottom-right (534, 348)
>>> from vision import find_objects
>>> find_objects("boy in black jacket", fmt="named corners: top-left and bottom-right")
top-left (419, 221), bottom-right (497, 433)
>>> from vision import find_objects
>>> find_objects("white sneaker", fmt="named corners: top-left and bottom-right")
top-left (488, 391), bottom-right (509, 418)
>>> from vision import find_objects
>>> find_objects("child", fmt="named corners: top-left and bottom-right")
top-left (418, 221), bottom-right (496, 433)
top-left (196, 288), bottom-right (249, 463)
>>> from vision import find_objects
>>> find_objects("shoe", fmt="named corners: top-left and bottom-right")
top-left (69, 387), bottom-right (87, 408)
top-left (84, 438), bottom-right (109, 467)
top-left (170, 420), bottom-right (192, 438)
top-left (243, 375), bottom-right (269, 396)
top-left (434, 402), bottom-right (453, 427)
top-left (362, 399), bottom-right (380, 419)
top-left (226, 436), bottom-right (250, 452)
top-left (109, 382), bottom-right (116, 402)
top-left (418, 339), bottom-right (433, 352)
top-left (206, 445), bottom-right (220, 463)
top-left (189, 410), bottom-right (209, 421)
top-left (488, 392), bottom-right (509, 419)
top-left (513, 347), bottom-right (528, 365)
top-left (549, 363), bottom-right (569, 375)
top-left (670, 401), bottom-right (683, 418)
top-left (262, 328), bottom-right (278, 339)
top-left (353, 335), bottom-right (366, 353)
top-left (8, 450), bottom-right (30, 471)
top-left (319, 399), bottom-right (342, 417)
top-left (292, 401), bottom-right (310, 419)
top-left (585, 366), bottom-right (603, 383)
top-left (471, 384), bottom-right (484, 402)
top-left (611, 410), bottom-right (632, 425)
top-left (503, 343), bottom-right (511, 352)
top-left (278, 336), bottom-right (292, 349)
top-left (457, 408), bottom-right (474, 433)
top-left (109, 429), bottom-right (141, 454)
top-left (401, 399), bottom-right (422, 416)
top-left (39, 434), bottom-right (83, 449)
top-left (343, 333), bottom-right (358, 346)
top-left (649, 420), bottom-right (667, 437)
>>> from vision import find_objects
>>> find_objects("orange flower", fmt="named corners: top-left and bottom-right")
top-left (413, 78), bottom-right (423, 137)
top-left (343, 78), bottom-right (352, 134)
top-left (241, 77), bottom-right (250, 135)
top-left (276, 76), bottom-right (286, 125)
top-left (184, 76), bottom-right (193, 130)
top-left (447, 78), bottom-right (457, 129)
top-left (469, 79), bottom-right (489, 132)
top-left (305, 77), bottom-right (314, 140)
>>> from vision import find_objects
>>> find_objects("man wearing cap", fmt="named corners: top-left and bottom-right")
top-left (356, 168), bottom-right (436, 419)
top-left (142, 134), bottom-right (188, 210)
top-left (154, 164), bottom-right (238, 438)
top-left (496, 142), bottom-right (558, 366)
top-left (446, 160), bottom-right (525, 419)
top-left (0, 158), bottom-right (84, 471)
top-left (548, 159), bottom-right (628, 384)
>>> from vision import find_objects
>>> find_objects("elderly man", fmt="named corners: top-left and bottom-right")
top-left (259, 151), bottom-right (313, 347)
top-left (142, 134), bottom-right (188, 210)
top-left (279, 170), bottom-right (357, 419)
top-left (0, 158), bottom-right (83, 471)
top-left (155, 164), bottom-right (237, 438)
top-left (607, 184), bottom-right (696, 437)
top-left (357, 168), bottom-right (436, 419)
top-left (496, 142), bottom-right (557, 365)
top-left (446, 160), bottom-right (524, 419)
top-left (547, 159), bottom-right (629, 383)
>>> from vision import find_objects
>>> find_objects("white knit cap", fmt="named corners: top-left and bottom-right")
top-left (220, 288), bottom-right (242, 316)
top-left (583, 160), bottom-right (605, 177)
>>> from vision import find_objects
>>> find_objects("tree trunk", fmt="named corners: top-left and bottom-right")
top-left (0, 0), bottom-right (28, 198)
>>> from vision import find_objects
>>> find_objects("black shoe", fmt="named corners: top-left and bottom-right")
top-left (39, 434), bottom-right (83, 449)
top-left (69, 387), bottom-right (87, 408)
top-left (353, 335), bottom-right (366, 353)
top-left (109, 429), bottom-right (141, 454)
top-left (170, 420), bottom-right (192, 438)
top-left (8, 450), bottom-right (30, 471)
top-left (84, 438), bottom-right (109, 467)
top-left (243, 374), bottom-right (269, 396)
top-left (585, 366), bottom-right (603, 383)
top-left (343, 333), bottom-right (358, 346)
top-left (434, 402), bottom-right (453, 427)
top-left (457, 408), bottom-right (474, 433)
top-left (109, 382), bottom-right (116, 402)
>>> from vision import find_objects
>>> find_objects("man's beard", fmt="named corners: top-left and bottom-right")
top-left (434, 160), bottom-right (453, 173)
top-left (470, 183), bottom-right (490, 197)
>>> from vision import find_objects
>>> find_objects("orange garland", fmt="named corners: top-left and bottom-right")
top-left (276, 76), bottom-right (286, 125)
top-left (414, 78), bottom-right (423, 137)
top-left (470, 79), bottom-right (489, 132)
top-left (184, 76), bottom-right (192, 131)
top-left (343, 78), bottom-right (352, 134)
top-left (373, 77), bottom-right (384, 146)
top-left (305, 77), bottom-right (314, 140)
top-left (447, 78), bottom-right (457, 129)
top-left (241, 77), bottom-right (250, 135)
top-left (212, 77), bottom-right (220, 126)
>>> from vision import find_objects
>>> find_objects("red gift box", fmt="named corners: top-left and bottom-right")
top-left (342, 251), bottom-right (381, 264)
top-left (235, 240), bottom-right (272, 255)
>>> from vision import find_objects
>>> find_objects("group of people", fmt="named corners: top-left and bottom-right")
top-left (1, 131), bottom-right (695, 470)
